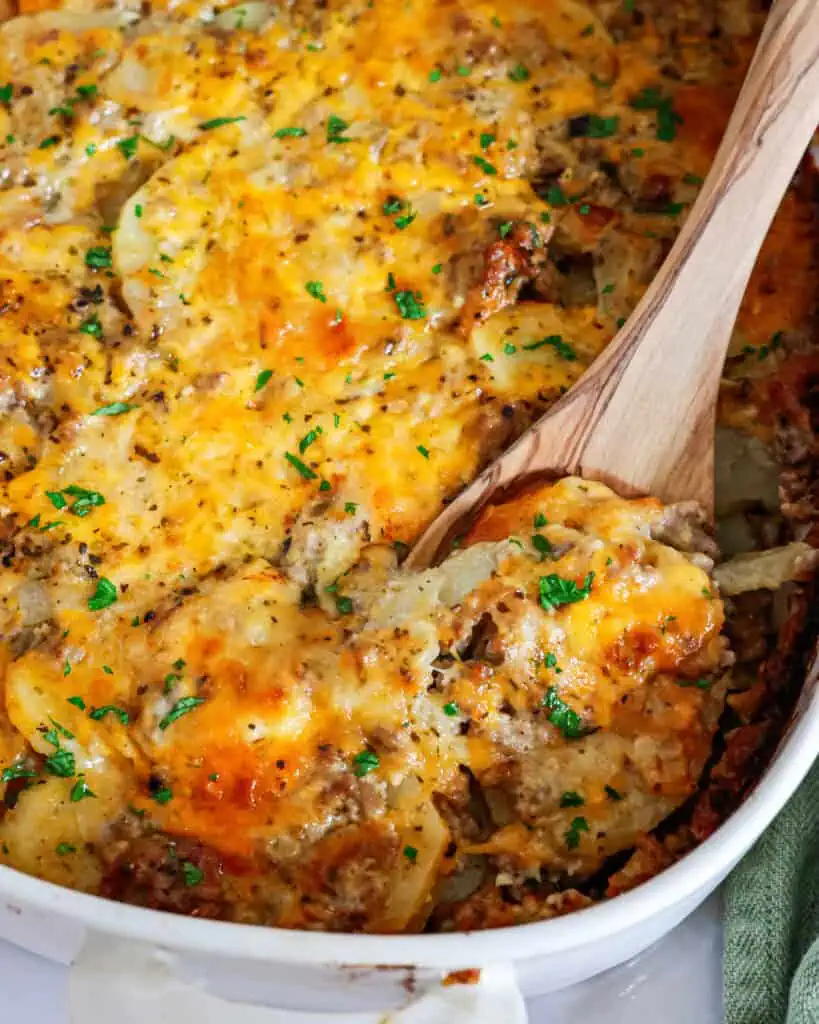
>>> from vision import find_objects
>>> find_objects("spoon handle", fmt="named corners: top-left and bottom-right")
top-left (407, 0), bottom-right (819, 569)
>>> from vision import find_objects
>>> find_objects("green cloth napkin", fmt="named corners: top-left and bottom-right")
top-left (725, 759), bottom-right (819, 1024)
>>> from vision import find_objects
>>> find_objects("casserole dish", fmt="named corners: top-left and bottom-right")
top-left (0, 0), bottom-right (818, 1009)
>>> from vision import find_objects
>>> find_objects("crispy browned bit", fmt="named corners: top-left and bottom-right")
top-left (458, 222), bottom-right (553, 337)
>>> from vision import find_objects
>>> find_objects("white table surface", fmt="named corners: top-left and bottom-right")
top-left (0, 894), bottom-right (723, 1023)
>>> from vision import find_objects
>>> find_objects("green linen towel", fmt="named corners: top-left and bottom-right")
top-left (725, 759), bottom-right (819, 1024)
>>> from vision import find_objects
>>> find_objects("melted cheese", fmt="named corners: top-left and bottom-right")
top-left (0, 0), bottom-right (810, 932)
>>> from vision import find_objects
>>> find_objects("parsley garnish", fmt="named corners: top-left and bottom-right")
top-left (67, 696), bottom-right (86, 710)
top-left (416, 445), bottom-right (430, 459)
top-left (44, 748), bottom-right (75, 778)
top-left (71, 778), bottom-right (95, 802)
top-left (583, 115), bottom-right (619, 138)
top-left (306, 280), bottom-right (327, 302)
top-left (182, 861), bottom-right (203, 886)
top-left (56, 843), bottom-right (76, 855)
top-left (352, 750), bottom-right (379, 776)
top-left (89, 705), bottom-right (129, 724)
top-left (299, 427), bottom-right (322, 453)
top-left (543, 183), bottom-right (569, 206)
top-left (91, 401), bottom-right (135, 416)
top-left (116, 135), bottom-right (139, 160)
top-left (392, 288), bottom-right (426, 320)
top-left (522, 334), bottom-right (576, 360)
top-left (326, 114), bottom-right (352, 143)
top-left (677, 677), bottom-right (712, 690)
top-left (274, 126), bottom-right (307, 139)
top-left (508, 63), bottom-right (530, 82)
top-left (152, 786), bottom-right (173, 804)
top-left (539, 573), bottom-right (594, 610)
top-left (84, 247), bottom-right (112, 270)
top-left (472, 155), bottom-right (497, 176)
top-left (443, 701), bottom-right (459, 716)
top-left (199, 116), bottom-right (247, 131)
top-left (479, 132), bottom-right (495, 150)
top-left (605, 785), bottom-right (623, 801)
top-left (565, 815), bottom-right (589, 849)
top-left (80, 314), bottom-right (103, 339)
top-left (88, 577), bottom-right (117, 611)
top-left (428, 68), bottom-right (442, 83)
top-left (284, 452), bottom-right (318, 480)
top-left (534, 512), bottom-right (548, 527)
top-left (39, 136), bottom-right (60, 149)
top-left (532, 534), bottom-right (552, 560)
top-left (544, 652), bottom-right (558, 669)
top-left (159, 696), bottom-right (205, 731)
top-left (255, 369), bottom-right (273, 392)
top-left (560, 791), bottom-right (584, 808)
top-left (1, 762), bottom-right (36, 784)
top-left (403, 845), bottom-right (418, 862)
top-left (499, 221), bottom-right (513, 239)
top-left (630, 87), bottom-right (683, 142)
top-left (0, 84), bottom-right (11, 105)
top-left (543, 687), bottom-right (585, 739)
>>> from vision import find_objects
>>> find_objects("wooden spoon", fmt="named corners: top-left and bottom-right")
top-left (408, 0), bottom-right (819, 570)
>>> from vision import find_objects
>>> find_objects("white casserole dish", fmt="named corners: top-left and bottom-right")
top-left (0, 647), bottom-right (816, 1012)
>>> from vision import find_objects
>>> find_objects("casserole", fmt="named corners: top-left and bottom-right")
top-left (1, 0), bottom-right (818, 1004)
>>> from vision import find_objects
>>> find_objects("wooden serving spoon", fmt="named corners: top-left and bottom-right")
top-left (408, 0), bottom-right (819, 570)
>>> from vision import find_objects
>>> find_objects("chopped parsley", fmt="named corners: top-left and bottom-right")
top-left (67, 696), bottom-right (86, 710)
top-left (0, 84), bottom-right (11, 106)
top-left (284, 452), bottom-right (318, 480)
top-left (544, 652), bottom-right (558, 669)
top-left (416, 445), bottom-right (430, 459)
top-left (299, 428), bottom-right (322, 453)
top-left (543, 182), bottom-right (569, 206)
top-left (352, 749), bottom-right (379, 776)
top-left (56, 843), bottom-right (76, 855)
top-left (152, 786), bottom-right (173, 804)
top-left (479, 132), bottom-right (496, 150)
top-left (80, 314), bottom-right (104, 339)
top-left (583, 115), bottom-right (619, 138)
top-left (472, 155), bottom-right (497, 176)
top-left (255, 369), bottom-right (273, 392)
top-left (677, 677), bottom-right (712, 690)
top-left (88, 577), bottom-right (118, 611)
top-left (1, 762), bottom-right (36, 784)
top-left (182, 861), bottom-right (203, 886)
top-left (508, 63), bottom-right (530, 82)
top-left (274, 126), bottom-right (307, 139)
top-left (76, 84), bottom-right (97, 99)
top-left (89, 705), bottom-right (130, 725)
top-left (326, 114), bottom-right (352, 143)
top-left (532, 534), bottom-right (553, 560)
top-left (522, 334), bottom-right (576, 361)
top-left (44, 748), bottom-right (75, 778)
top-left (543, 687), bottom-right (586, 739)
top-left (403, 845), bottom-right (418, 862)
top-left (499, 221), bottom-right (513, 239)
top-left (630, 87), bottom-right (683, 142)
top-left (428, 68), bottom-right (443, 83)
top-left (533, 512), bottom-right (548, 528)
top-left (344, 502), bottom-right (357, 514)
top-left (46, 490), bottom-right (67, 510)
top-left (91, 401), bottom-right (136, 417)
top-left (84, 246), bottom-right (112, 270)
top-left (605, 785), bottom-right (623, 801)
top-left (306, 280), bottom-right (327, 302)
top-left (443, 701), bottom-right (459, 717)
top-left (39, 135), bottom-right (60, 149)
top-left (564, 815), bottom-right (589, 849)
top-left (159, 696), bottom-right (205, 731)
top-left (392, 288), bottom-right (426, 320)
top-left (539, 572), bottom-right (594, 611)
top-left (116, 135), bottom-right (139, 160)
top-left (560, 791), bottom-right (584, 808)
top-left (199, 115), bottom-right (247, 131)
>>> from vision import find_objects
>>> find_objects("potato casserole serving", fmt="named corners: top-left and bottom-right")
top-left (0, 0), bottom-right (818, 933)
